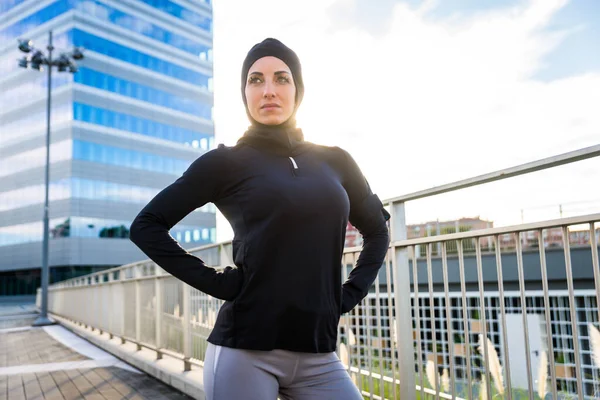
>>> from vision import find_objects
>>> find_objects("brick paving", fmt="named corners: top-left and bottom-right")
top-left (0, 328), bottom-right (193, 400)
top-left (0, 329), bottom-right (87, 368)
top-left (1, 367), bottom-right (194, 400)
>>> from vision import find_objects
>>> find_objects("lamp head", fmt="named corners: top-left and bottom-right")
top-left (30, 50), bottom-right (44, 70)
top-left (71, 47), bottom-right (84, 60)
top-left (57, 54), bottom-right (70, 72)
top-left (18, 38), bottom-right (33, 53)
top-left (18, 57), bottom-right (28, 68)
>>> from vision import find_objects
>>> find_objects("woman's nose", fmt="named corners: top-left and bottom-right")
top-left (262, 81), bottom-right (275, 97)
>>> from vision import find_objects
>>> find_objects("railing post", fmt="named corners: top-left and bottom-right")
top-left (108, 272), bottom-right (114, 339)
top-left (135, 266), bottom-right (142, 350)
top-left (120, 268), bottom-right (126, 345)
top-left (183, 283), bottom-right (192, 371)
top-left (155, 266), bottom-right (163, 360)
top-left (391, 200), bottom-right (417, 400)
top-left (98, 274), bottom-right (103, 335)
top-left (88, 276), bottom-right (93, 331)
top-left (219, 243), bottom-right (231, 267)
top-left (86, 277), bottom-right (91, 329)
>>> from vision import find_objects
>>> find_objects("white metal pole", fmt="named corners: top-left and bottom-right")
top-left (391, 201), bottom-right (417, 400)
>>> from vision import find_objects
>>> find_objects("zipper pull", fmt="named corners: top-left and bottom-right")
top-left (289, 157), bottom-right (298, 169)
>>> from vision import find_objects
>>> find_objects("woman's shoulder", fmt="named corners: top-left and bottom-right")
top-left (195, 142), bottom-right (245, 162)
top-left (302, 141), bottom-right (344, 155)
top-left (303, 142), bottom-right (352, 164)
top-left (185, 144), bottom-right (244, 177)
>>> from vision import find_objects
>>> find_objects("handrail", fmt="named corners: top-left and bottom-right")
top-left (383, 143), bottom-right (600, 204)
top-left (50, 241), bottom-right (234, 287)
top-left (391, 212), bottom-right (600, 247)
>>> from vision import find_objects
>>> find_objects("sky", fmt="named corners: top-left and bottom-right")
top-left (211, 0), bottom-right (600, 241)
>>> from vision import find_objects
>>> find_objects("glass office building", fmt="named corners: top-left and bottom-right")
top-left (0, 0), bottom-right (215, 295)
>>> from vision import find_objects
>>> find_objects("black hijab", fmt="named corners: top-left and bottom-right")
top-left (237, 38), bottom-right (307, 156)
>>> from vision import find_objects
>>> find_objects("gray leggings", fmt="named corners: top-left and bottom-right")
top-left (203, 343), bottom-right (363, 400)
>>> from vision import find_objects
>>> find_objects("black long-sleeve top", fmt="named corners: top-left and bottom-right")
top-left (129, 129), bottom-right (390, 353)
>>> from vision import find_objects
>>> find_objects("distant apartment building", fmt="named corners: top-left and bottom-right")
top-left (346, 216), bottom-right (596, 256)
top-left (346, 216), bottom-right (494, 253)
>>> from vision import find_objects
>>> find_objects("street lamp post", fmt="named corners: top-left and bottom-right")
top-left (17, 30), bottom-right (83, 326)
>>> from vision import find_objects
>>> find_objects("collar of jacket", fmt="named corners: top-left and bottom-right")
top-left (236, 122), bottom-right (311, 157)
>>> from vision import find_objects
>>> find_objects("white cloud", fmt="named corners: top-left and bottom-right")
top-left (213, 0), bottom-right (600, 241)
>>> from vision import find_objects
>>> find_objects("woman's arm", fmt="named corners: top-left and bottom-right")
top-left (129, 148), bottom-right (243, 301)
top-left (337, 148), bottom-right (391, 313)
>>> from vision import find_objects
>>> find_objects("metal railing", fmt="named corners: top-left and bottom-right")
top-left (339, 213), bottom-right (600, 400)
top-left (44, 144), bottom-right (600, 399)
top-left (45, 243), bottom-right (231, 371)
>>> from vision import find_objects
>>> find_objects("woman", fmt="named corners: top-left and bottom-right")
top-left (130, 38), bottom-right (390, 400)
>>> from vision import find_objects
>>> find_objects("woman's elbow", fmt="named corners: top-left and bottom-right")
top-left (128, 215), bottom-right (145, 245)
top-left (365, 220), bottom-right (390, 239)
top-left (361, 223), bottom-right (390, 250)
top-left (376, 225), bottom-right (391, 245)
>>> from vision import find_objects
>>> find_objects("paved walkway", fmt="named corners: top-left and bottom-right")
top-left (0, 303), bottom-right (37, 330)
top-left (0, 329), bottom-right (87, 368)
top-left (0, 325), bottom-right (194, 399)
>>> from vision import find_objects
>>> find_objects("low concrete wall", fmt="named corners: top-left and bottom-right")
top-left (50, 313), bottom-right (206, 400)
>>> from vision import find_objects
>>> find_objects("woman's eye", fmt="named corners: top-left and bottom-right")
top-left (249, 77), bottom-right (262, 84)
top-left (278, 76), bottom-right (290, 83)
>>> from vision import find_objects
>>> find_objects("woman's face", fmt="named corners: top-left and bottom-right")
top-left (245, 56), bottom-right (296, 125)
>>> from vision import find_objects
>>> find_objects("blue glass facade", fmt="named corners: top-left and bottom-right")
top-left (70, 29), bottom-right (210, 86)
top-left (0, 0), bottom-right (215, 293)
top-left (1, 0), bottom-right (212, 53)
top-left (75, 68), bottom-right (212, 118)
top-left (144, 0), bottom-right (212, 31)
top-left (0, 217), bottom-right (215, 246)
top-left (0, 177), bottom-right (217, 212)
top-left (0, 137), bottom-right (209, 179)
top-left (0, 1), bottom-right (72, 41)
top-left (2, 103), bottom-right (72, 147)
top-left (73, 0), bottom-right (212, 55)
top-left (73, 103), bottom-right (213, 145)
top-left (0, 0), bottom-right (28, 13)
top-left (73, 140), bottom-right (192, 174)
